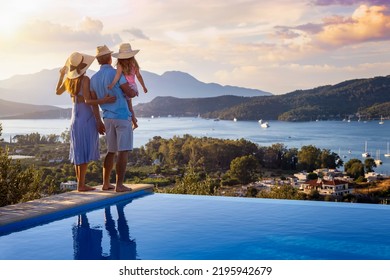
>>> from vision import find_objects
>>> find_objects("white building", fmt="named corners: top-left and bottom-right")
top-left (301, 178), bottom-right (353, 196)
top-left (60, 181), bottom-right (77, 191)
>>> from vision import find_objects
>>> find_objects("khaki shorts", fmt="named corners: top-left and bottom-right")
top-left (104, 118), bottom-right (133, 152)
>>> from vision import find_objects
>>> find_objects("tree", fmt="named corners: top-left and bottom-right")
top-left (297, 145), bottom-right (321, 171)
top-left (344, 159), bottom-right (364, 179)
top-left (320, 149), bottom-right (342, 169)
top-left (160, 168), bottom-right (217, 195)
top-left (0, 147), bottom-right (43, 207)
top-left (263, 144), bottom-right (285, 169)
top-left (46, 134), bottom-right (60, 144)
top-left (258, 185), bottom-right (305, 200)
top-left (364, 158), bottom-right (376, 173)
top-left (61, 128), bottom-right (70, 144)
top-left (228, 155), bottom-right (259, 184)
top-left (0, 128), bottom-right (47, 206)
top-left (307, 172), bottom-right (318, 180)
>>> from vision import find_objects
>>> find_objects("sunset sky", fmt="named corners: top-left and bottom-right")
top-left (1, 0), bottom-right (390, 94)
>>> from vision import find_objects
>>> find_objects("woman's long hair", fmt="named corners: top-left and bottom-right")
top-left (64, 75), bottom-right (83, 97)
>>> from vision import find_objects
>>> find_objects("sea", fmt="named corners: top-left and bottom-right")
top-left (1, 117), bottom-right (389, 174)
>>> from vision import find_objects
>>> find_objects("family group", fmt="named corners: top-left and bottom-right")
top-left (55, 43), bottom-right (147, 192)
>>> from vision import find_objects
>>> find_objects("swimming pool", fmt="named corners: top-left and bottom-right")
top-left (1, 193), bottom-right (390, 260)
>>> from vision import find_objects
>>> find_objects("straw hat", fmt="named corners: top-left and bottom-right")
top-left (65, 52), bottom-right (95, 79)
top-left (112, 43), bottom-right (139, 59)
top-left (95, 45), bottom-right (113, 57)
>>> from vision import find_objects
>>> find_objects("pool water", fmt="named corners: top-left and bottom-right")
top-left (1, 193), bottom-right (390, 260)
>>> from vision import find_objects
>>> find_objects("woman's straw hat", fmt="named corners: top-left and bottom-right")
top-left (65, 52), bottom-right (95, 79)
top-left (112, 43), bottom-right (139, 59)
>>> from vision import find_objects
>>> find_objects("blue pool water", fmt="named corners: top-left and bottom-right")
top-left (1, 193), bottom-right (390, 260)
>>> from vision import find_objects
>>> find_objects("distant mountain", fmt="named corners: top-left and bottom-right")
top-left (3, 72), bottom-right (389, 122)
top-left (135, 75), bottom-right (390, 121)
top-left (0, 69), bottom-right (71, 106)
top-left (0, 98), bottom-right (63, 118)
top-left (135, 95), bottom-right (250, 117)
top-left (0, 69), bottom-right (271, 106)
top-left (136, 71), bottom-right (271, 104)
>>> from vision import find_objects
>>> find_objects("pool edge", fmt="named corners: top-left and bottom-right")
top-left (0, 184), bottom-right (154, 235)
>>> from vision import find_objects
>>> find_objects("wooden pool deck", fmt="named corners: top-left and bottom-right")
top-left (0, 184), bottom-right (154, 229)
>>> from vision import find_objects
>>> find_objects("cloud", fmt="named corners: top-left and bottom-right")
top-left (77, 17), bottom-right (104, 33)
top-left (123, 28), bottom-right (150, 40)
top-left (9, 17), bottom-right (121, 52)
top-left (315, 5), bottom-right (390, 46)
top-left (275, 4), bottom-right (390, 51)
top-left (311, 0), bottom-right (389, 6)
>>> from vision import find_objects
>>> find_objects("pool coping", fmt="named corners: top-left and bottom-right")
top-left (0, 184), bottom-right (154, 234)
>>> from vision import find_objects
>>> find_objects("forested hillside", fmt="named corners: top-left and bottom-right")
top-left (135, 75), bottom-right (390, 121)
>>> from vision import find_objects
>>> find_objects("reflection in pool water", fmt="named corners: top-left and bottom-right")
top-left (72, 202), bottom-right (137, 260)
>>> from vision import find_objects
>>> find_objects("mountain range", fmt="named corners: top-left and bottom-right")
top-left (0, 69), bottom-right (271, 108)
top-left (1, 69), bottom-right (389, 121)
top-left (135, 75), bottom-right (390, 121)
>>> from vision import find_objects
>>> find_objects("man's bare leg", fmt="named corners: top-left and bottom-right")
top-left (115, 150), bottom-right (132, 192)
top-left (102, 152), bottom-right (115, 190)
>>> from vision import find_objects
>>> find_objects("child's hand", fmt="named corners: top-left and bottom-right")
top-left (107, 83), bottom-right (114, 90)
top-left (143, 87), bottom-right (148, 94)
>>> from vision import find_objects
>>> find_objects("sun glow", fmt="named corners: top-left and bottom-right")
top-left (0, 1), bottom-right (48, 38)
top-left (0, 13), bottom-right (23, 38)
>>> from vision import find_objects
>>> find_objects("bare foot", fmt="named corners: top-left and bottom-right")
top-left (102, 184), bottom-right (115, 191)
top-left (115, 185), bottom-right (132, 192)
top-left (78, 186), bottom-right (96, 192)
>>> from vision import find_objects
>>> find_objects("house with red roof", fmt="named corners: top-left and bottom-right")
top-left (300, 178), bottom-right (353, 196)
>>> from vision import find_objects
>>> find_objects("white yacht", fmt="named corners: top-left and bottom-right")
top-left (385, 142), bottom-right (390, 157)
top-left (362, 141), bottom-right (371, 158)
top-left (375, 150), bottom-right (383, 165)
top-left (258, 119), bottom-right (270, 128)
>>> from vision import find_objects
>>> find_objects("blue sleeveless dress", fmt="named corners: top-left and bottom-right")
top-left (69, 82), bottom-right (100, 165)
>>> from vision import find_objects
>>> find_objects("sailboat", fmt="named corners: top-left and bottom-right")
top-left (375, 150), bottom-right (382, 165)
top-left (385, 142), bottom-right (390, 157)
top-left (362, 141), bottom-right (371, 158)
top-left (379, 116), bottom-right (384, 125)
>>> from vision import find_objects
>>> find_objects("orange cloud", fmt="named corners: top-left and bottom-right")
top-left (316, 5), bottom-right (390, 46)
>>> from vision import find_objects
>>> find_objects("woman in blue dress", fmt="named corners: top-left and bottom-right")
top-left (56, 52), bottom-right (115, 191)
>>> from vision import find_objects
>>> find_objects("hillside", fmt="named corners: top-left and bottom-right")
top-left (0, 99), bottom-right (62, 118)
top-left (0, 69), bottom-right (271, 106)
top-left (1, 74), bottom-right (390, 121)
top-left (135, 95), bottom-right (250, 117)
top-left (134, 75), bottom-right (390, 121)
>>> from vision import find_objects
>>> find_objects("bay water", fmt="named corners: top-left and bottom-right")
top-left (1, 117), bottom-right (389, 174)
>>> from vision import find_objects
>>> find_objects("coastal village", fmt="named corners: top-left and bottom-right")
top-left (223, 168), bottom-right (390, 202)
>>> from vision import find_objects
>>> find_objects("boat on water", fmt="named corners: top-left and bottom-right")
top-left (375, 150), bottom-right (383, 165)
top-left (385, 142), bottom-right (390, 157)
top-left (379, 116), bottom-right (384, 125)
top-left (258, 119), bottom-right (270, 128)
top-left (362, 141), bottom-right (371, 158)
